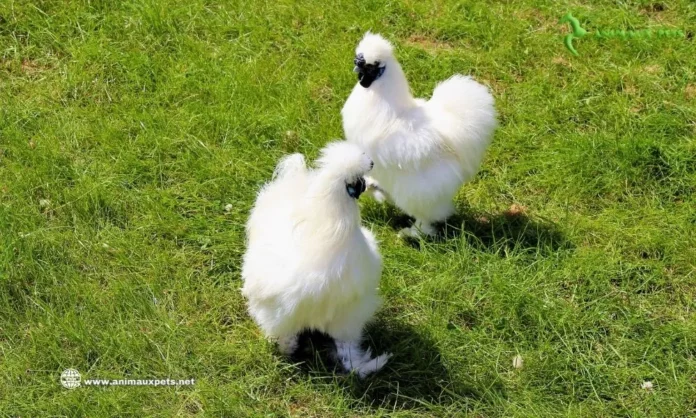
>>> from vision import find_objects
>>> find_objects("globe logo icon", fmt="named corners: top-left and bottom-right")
top-left (60, 369), bottom-right (81, 389)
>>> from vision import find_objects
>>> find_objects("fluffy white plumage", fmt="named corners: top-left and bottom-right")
top-left (241, 141), bottom-right (391, 377)
top-left (342, 32), bottom-right (498, 236)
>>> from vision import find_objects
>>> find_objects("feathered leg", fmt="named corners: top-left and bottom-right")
top-left (398, 219), bottom-right (437, 238)
top-left (398, 199), bottom-right (454, 238)
top-left (276, 334), bottom-right (299, 356)
top-left (326, 301), bottom-right (391, 378)
top-left (364, 176), bottom-right (392, 204)
top-left (334, 339), bottom-right (391, 378)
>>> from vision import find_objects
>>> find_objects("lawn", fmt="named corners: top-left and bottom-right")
top-left (1, 0), bottom-right (695, 416)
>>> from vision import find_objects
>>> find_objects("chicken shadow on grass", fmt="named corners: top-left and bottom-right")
top-left (361, 202), bottom-right (572, 255)
top-left (441, 207), bottom-right (571, 255)
top-left (288, 318), bottom-right (503, 411)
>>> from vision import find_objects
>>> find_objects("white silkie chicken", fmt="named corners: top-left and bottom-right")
top-left (241, 141), bottom-right (391, 377)
top-left (342, 32), bottom-right (498, 237)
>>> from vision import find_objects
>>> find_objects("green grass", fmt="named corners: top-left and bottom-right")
top-left (1, 0), bottom-right (695, 416)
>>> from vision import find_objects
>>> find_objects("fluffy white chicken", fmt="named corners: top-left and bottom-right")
top-left (241, 141), bottom-right (391, 377)
top-left (342, 32), bottom-right (498, 237)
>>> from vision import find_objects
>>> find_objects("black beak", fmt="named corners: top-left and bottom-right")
top-left (354, 53), bottom-right (382, 88)
top-left (358, 71), bottom-right (377, 88)
top-left (346, 177), bottom-right (366, 199)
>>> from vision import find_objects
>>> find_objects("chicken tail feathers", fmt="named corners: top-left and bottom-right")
top-left (428, 75), bottom-right (498, 178)
top-left (430, 75), bottom-right (497, 128)
top-left (273, 153), bottom-right (307, 180)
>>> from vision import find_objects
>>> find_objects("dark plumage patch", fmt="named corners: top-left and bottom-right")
top-left (346, 177), bottom-right (366, 199)
top-left (354, 53), bottom-right (386, 88)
